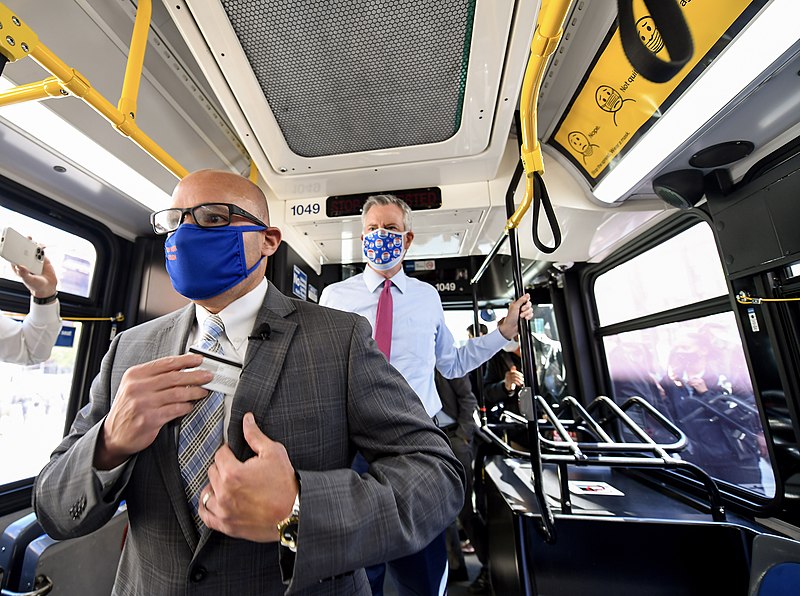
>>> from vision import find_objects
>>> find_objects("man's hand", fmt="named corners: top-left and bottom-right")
top-left (200, 412), bottom-right (299, 542)
top-left (686, 376), bottom-right (709, 394)
top-left (497, 293), bottom-right (533, 340)
top-left (503, 365), bottom-right (524, 392)
top-left (14, 255), bottom-right (57, 299)
top-left (95, 353), bottom-right (213, 470)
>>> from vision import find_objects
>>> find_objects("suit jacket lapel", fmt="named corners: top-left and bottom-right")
top-left (150, 304), bottom-right (201, 550)
top-left (195, 287), bottom-right (298, 554)
top-left (227, 287), bottom-right (297, 459)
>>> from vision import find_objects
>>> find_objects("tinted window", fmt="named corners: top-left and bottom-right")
top-left (0, 205), bottom-right (97, 298)
top-left (595, 224), bottom-right (728, 326)
top-left (595, 222), bottom-right (775, 497)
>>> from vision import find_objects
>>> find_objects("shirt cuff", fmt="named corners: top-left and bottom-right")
top-left (94, 461), bottom-right (129, 495)
top-left (485, 329), bottom-right (511, 351)
top-left (28, 298), bottom-right (61, 324)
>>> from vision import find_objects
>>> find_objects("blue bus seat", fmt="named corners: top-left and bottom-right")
top-left (14, 503), bottom-right (127, 595)
top-left (0, 512), bottom-right (43, 590)
top-left (749, 533), bottom-right (800, 596)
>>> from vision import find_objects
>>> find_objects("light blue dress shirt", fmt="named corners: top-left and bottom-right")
top-left (319, 266), bottom-right (508, 416)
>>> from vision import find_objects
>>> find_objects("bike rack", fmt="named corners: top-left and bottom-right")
top-left (478, 390), bottom-right (727, 532)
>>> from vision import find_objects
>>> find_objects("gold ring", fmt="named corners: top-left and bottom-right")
top-left (202, 492), bottom-right (210, 509)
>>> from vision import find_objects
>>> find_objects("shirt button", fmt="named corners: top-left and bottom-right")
top-left (190, 566), bottom-right (207, 583)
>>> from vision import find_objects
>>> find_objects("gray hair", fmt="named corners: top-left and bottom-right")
top-left (361, 194), bottom-right (413, 232)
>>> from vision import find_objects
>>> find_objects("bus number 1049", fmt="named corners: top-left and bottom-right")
top-left (435, 282), bottom-right (457, 292)
top-left (290, 203), bottom-right (321, 217)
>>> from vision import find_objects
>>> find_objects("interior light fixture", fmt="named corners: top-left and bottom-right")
top-left (0, 76), bottom-right (172, 211)
top-left (593, 0), bottom-right (800, 204)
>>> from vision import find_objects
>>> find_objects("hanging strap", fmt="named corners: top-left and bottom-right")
top-left (531, 172), bottom-right (561, 254)
top-left (617, 0), bottom-right (693, 83)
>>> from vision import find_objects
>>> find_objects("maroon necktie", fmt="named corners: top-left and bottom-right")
top-left (374, 280), bottom-right (393, 359)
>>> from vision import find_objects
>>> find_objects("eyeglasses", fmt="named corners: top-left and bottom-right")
top-left (150, 202), bottom-right (267, 235)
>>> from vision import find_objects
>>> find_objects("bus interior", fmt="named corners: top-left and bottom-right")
top-left (1, 0), bottom-right (800, 594)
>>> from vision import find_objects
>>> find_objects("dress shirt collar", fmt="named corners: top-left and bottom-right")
top-left (195, 278), bottom-right (268, 356)
top-left (363, 264), bottom-right (407, 294)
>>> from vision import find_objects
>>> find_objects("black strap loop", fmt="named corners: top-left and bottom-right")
top-left (617, 0), bottom-right (693, 84)
top-left (0, 54), bottom-right (8, 78)
top-left (531, 172), bottom-right (561, 254)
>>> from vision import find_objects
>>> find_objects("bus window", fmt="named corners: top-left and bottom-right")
top-left (594, 222), bottom-right (775, 497)
top-left (443, 304), bottom-right (567, 402)
top-left (0, 322), bottom-right (82, 485)
top-left (0, 205), bottom-right (97, 298)
top-left (0, 208), bottom-right (96, 485)
top-left (594, 223), bottom-right (727, 327)
top-left (444, 309), bottom-right (505, 345)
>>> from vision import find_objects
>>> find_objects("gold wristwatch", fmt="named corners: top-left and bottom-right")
top-left (277, 493), bottom-right (300, 552)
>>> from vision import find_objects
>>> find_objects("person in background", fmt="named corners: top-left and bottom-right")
top-left (483, 335), bottom-right (525, 420)
top-left (320, 193), bottom-right (532, 596)
top-left (660, 343), bottom-right (762, 484)
top-left (466, 323), bottom-right (489, 399)
top-left (434, 369), bottom-right (477, 584)
top-left (0, 255), bottom-right (61, 364)
top-left (34, 170), bottom-right (464, 594)
top-left (466, 323), bottom-right (488, 338)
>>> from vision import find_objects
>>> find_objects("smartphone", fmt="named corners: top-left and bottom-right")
top-left (0, 227), bottom-right (45, 275)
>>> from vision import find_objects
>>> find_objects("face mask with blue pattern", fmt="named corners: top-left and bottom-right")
top-left (363, 228), bottom-right (407, 271)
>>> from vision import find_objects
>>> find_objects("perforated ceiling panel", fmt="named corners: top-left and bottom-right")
top-left (220, 0), bottom-right (476, 157)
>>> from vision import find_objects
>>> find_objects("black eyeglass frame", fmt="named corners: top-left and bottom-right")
top-left (150, 202), bottom-right (268, 235)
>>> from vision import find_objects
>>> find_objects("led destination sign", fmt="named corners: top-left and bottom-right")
top-left (326, 187), bottom-right (442, 218)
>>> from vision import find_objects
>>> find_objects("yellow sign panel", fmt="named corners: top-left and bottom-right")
top-left (552, 0), bottom-right (756, 184)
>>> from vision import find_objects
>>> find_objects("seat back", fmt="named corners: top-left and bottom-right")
top-left (0, 512), bottom-right (43, 589)
top-left (14, 504), bottom-right (128, 596)
top-left (749, 533), bottom-right (800, 596)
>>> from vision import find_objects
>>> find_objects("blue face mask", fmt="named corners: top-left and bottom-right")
top-left (165, 224), bottom-right (265, 300)
top-left (363, 228), bottom-right (407, 271)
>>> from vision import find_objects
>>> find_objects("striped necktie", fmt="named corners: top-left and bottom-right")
top-left (178, 314), bottom-right (225, 530)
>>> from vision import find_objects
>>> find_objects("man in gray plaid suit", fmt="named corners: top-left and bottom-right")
top-left (33, 170), bottom-right (464, 595)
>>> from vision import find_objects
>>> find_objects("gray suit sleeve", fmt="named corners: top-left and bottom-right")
top-left (33, 334), bottom-right (134, 539)
top-left (286, 316), bottom-right (465, 590)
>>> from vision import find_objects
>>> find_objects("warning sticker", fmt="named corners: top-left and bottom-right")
top-left (551, 0), bottom-right (760, 185)
top-left (568, 480), bottom-right (625, 497)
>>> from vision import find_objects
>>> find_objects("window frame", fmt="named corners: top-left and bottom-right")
top-left (582, 210), bottom-right (777, 511)
top-left (0, 174), bottom-right (128, 515)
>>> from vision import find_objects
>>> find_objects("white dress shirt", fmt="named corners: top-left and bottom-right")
top-left (319, 266), bottom-right (507, 416)
top-left (96, 279), bottom-right (268, 486)
top-left (0, 299), bottom-right (61, 365)
top-left (192, 278), bottom-right (267, 440)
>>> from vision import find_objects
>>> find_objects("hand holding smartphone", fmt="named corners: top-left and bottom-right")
top-left (0, 227), bottom-right (45, 275)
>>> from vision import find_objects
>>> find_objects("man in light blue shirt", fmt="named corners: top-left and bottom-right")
top-left (319, 193), bottom-right (532, 596)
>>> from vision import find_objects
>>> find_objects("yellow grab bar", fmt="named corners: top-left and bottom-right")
top-left (507, 0), bottom-right (573, 230)
top-left (0, 1), bottom-right (188, 179)
top-left (0, 76), bottom-right (66, 108)
top-left (118, 0), bottom-right (152, 122)
top-left (249, 160), bottom-right (259, 183)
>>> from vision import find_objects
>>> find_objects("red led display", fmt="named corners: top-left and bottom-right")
top-left (326, 188), bottom-right (442, 217)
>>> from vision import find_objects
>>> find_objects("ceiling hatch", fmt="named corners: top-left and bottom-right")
top-left (223, 0), bottom-right (476, 157)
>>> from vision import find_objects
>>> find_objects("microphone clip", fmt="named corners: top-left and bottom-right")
top-left (248, 323), bottom-right (271, 341)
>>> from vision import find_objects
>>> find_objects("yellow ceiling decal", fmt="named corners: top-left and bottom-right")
top-left (551, 0), bottom-right (757, 185)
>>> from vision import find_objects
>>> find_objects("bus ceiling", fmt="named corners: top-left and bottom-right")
top-left (0, 1), bottom-right (799, 270)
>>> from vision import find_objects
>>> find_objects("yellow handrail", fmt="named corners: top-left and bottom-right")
top-left (0, 76), bottom-right (66, 108)
top-left (249, 160), bottom-right (259, 183)
top-left (118, 0), bottom-right (152, 122)
top-left (507, 0), bottom-right (573, 231)
top-left (3, 312), bottom-right (125, 322)
top-left (0, 1), bottom-right (188, 179)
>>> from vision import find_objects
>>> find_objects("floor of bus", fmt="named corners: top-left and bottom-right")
top-left (384, 551), bottom-right (482, 596)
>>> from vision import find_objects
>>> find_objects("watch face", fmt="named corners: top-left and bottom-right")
top-left (279, 517), bottom-right (299, 550)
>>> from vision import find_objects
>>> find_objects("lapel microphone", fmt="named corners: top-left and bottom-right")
top-left (248, 323), bottom-right (271, 341)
